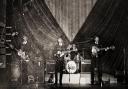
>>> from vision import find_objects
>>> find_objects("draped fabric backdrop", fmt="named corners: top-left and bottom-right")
top-left (11, 0), bottom-right (97, 82)
top-left (11, 0), bottom-right (128, 83)
top-left (0, 0), bottom-right (6, 27)
top-left (12, 0), bottom-right (69, 83)
top-left (45, 0), bottom-right (97, 41)
top-left (74, 0), bottom-right (128, 74)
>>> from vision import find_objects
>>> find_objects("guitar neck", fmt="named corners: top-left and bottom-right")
top-left (100, 46), bottom-right (114, 51)
top-left (100, 48), bottom-right (107, 51)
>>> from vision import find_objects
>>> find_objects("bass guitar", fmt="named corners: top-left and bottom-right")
top-left (91, 45), bottom-right (115, 57)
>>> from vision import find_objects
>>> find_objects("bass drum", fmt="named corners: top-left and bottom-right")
top-left (65, 61), bottom-right (77, 73)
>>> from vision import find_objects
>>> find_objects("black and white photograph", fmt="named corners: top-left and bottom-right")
top-left (0, 0), bottom-right (128, 89)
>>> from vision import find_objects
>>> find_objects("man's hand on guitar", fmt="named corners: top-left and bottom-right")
top-left (92, 45), bottom-right (115, 57)
top-left (54, 51), bottom-right (65, 57)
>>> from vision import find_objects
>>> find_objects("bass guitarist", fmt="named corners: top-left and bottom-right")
top-left (91, 36), bottom-right (103, 85)
top-left (91, 36), bottom-right (115, 86)
top-left (53, 37), bottom-right (65, 86)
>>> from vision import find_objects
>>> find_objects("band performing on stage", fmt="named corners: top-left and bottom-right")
top-left (51, 36), bottom-right (115, 86)
top-left (2, 0), bottom-right (127, 89)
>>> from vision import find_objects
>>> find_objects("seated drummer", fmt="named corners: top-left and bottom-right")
top-left (67, 43), bottom-right (78, 60)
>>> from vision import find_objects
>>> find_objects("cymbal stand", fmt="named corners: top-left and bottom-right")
top-left (68, 64), bottom-right (71, 83)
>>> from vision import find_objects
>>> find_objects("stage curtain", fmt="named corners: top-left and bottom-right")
top-left (13, 0), bottom-right (69, 61)
top-left (0, 0), bottom-right (6, 27)
top-left (74, 0), bottom-right (128, 74)
top-left (12, 0), bottom-right (69, 83)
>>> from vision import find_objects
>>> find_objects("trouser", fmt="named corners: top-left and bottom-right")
top-left (97, 59), bottom-right (102, 84)
top-left (91, 58), bottom-right (95, 85)
top-left (55, 70), bottom-right (63, 84)
top-left (91, 58), bottom-right (102, 85)
top-left (55, 60), bottom-right (64, 85)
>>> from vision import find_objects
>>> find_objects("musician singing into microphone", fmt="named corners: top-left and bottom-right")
top-left (53, 37), bottom-right (65, 86)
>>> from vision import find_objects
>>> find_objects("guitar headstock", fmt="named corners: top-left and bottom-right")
top-left (105, 45), bottom-right (115, 51)
top-left (109, 45), bottom-right (115, 50)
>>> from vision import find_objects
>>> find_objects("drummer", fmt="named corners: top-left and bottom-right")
top-left (67, 43), bottom-right (78, 60)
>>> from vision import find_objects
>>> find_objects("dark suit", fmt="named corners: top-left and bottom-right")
top-left (54, 44), bottom-right (65, 85)
top-left (91, 44), bottom-right (102, 85)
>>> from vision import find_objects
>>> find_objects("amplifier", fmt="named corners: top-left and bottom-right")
top-left (46, 60), bottom-right (55, 73)
top-left (81, 60), bottom-right (91, 73)
top-left (0, 55), bottom-right (6, 68)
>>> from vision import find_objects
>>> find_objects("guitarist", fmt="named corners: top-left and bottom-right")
top-left (53, 37), bottom-right (65, 86)
top-left (91, 36), bottom-right (115, 86)
top-left (91, 36), bottom-right (103, 86)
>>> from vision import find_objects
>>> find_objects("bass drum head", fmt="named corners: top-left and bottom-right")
top-left (66, 61), bottom-right (77, 73)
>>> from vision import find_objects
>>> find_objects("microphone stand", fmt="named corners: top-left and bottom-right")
top-left (75, 38), bottom-right (93, 44)
top-left (20, 59), bottom-right (23, 85)
top-left (123, 48), bottom-right (126, 84)
top-left (68, 64), bottom-right (71, 83)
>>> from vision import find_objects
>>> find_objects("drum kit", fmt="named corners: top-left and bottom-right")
top-left (63, 51), bottom-right (82, 83)
top-left (64, 52), bottom-right (81, 74)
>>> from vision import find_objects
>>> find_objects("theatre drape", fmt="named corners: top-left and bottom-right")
top-left (11, 0), bottom-right (69, 83)
top-left (0, 0), bottom-right (6, 27)
top-left (74, 0), bottom-right (128, 74)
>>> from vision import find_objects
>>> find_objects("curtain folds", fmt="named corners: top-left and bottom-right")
top-left (0, 0), bottom-right (6, 27)
top-left (74, 0), bottom-right (128, 73)
top-left (19, 0), bottom-right (69, 60)
top-left (12, 0), bottom-right (69, 83)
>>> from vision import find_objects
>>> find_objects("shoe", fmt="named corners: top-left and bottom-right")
top-left (53, 83), bottom-right (57, 87)
top-left (100, 81), bottom-right (104, 87)
top-left (53, 83), bottom-right (57, 85)
top-left (60, 83), bottom-right (62, 86)
top-left (48, 79), bottom-right (53, 83)
top-left (91, 81), bottom-right (94, 85)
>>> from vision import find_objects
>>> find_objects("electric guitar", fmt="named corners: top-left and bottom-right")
top-left (54, 49), bottom-right (77, 57)
top-left (91, 45), bottom-right (115, 57)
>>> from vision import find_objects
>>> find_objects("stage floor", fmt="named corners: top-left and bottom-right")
top-left (14, 83), bottom-right (128, 89)
top-left (8, 73), bottom-right (128, 89)
top-left (45, 72), bottom-right (117, 85)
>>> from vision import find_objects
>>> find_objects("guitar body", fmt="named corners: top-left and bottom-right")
top-left (91, 45), bottom-right (115, 58)
top-left (91, 46), bottom-right (100, 58)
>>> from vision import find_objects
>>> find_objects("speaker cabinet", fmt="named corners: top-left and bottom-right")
top-left (46, 60), bottom-right (55, 73)
top-left (81, 60), bottom-right (91, 73)
top-left (0, 55), bottom-right (6, 68)
top-left (116, 71), bottom-right (126, 84)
